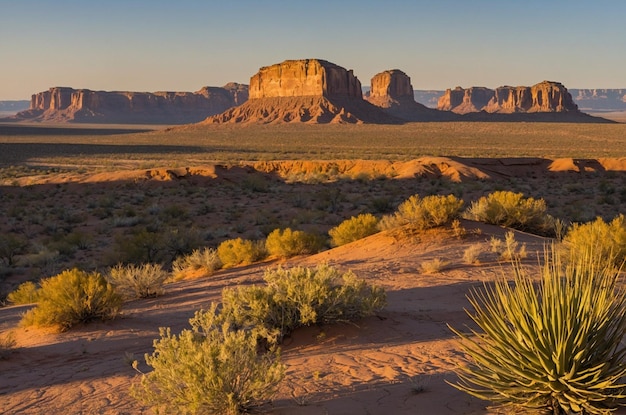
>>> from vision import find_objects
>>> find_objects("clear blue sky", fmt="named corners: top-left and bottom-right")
top-left (1, 0), bottom-right (625, 100)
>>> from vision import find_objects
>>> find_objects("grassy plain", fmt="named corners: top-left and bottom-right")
top-left (0, 122), bottom-right (625, 173)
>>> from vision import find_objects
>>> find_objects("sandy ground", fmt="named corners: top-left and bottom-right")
top-left (0, 220), bottom-right (600, 415)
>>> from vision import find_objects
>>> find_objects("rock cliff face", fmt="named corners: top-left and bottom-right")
top-left (437, 81), bottom-right (578, 114)
top-left (368, 70), bottom-right (414, 101)
top-left (248, 59), bottom-right (362, 99)
top-left (366, 70), bottom-right (457, 121)
top-left (206, 59), bottom-right (399, 124)
top-left (16, 84), bottom-right (248, 124)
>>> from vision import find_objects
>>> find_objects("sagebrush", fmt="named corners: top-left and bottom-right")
top-left (171, 247), bottom-right (222, 280)
top-left (328, 213), bottom-right (379, 247)
top-left (132, 303), bottom-right (284, 415)
top-left (265, 228), bottom-right (325, 258)
top-left (7, 281), bottom-right (40, 304)
top-left (379, 194), bottom-right (463, 231)
top-left (562, 214), bottom-right (626, 267)
top-left (217, 238), bottom-right (266, 268)
top-left (463, 190), bottom-right (553, 235)
top-left (221, 264), bottom-right (387, 345)
top-left (106, 263), bottom-right (169, 300)
top-left (21, 268), bottom-right (122, 331)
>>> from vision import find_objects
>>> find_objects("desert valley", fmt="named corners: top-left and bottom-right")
top-left (1, 58), bottom-right (626, 415)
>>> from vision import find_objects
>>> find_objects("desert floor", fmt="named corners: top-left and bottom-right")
top-left (1, 122), bottom-right (625, 414)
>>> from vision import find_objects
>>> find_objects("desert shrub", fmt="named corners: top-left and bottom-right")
top-left (379, 194), bottom-right (463, 231)
top-left (562, 215), bottom-right (626, 267)
top-left (463, 244), bottom-right (483, 265)
top-left (221, 264), bottom-right (386, 345)
top-left (132, 303), bottom-right (284, 415)
top-left (217, 238), bottom-right (266, 269)
top-left (450, 246), bottom-right (626, 414)
top-left (7, 281), bottom-right (40, 304)
top-left (171, 247), bottom-right (222, 280)
top-left (328, 213), bottom-right (379, 247)
top-left (106, 263), bottom-right (169, 300)
top-left (420, 258), bottom-right (448, 274)
top-left (265, 228), bottom-right (325, 258)
top-left (21, 268), bottom-right (122, 331)
top-left (463, 190), bottom-right (553, 235)
top-left (113, 228), bottom-right (164, 264)
top-left (490, 231), bottom-right (528, 261)
top-left (0, 233), bottom-right (29, 266)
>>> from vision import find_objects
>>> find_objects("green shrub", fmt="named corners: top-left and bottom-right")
top-left (221, 264), bottom-right (386, 345)
top-left (106, 263), bottom-right (169, 300)
top-left (450, 246), bottom-right (626, 414)
top-left (21, 268), bottom-right (122, 331)
top-left (217, 238), bottom-right (266, 269)
top-left (131, 303), bottom-right (284, 415)
top-left (7, 281), bottom-right (40, 304)
top-left (463, 190), bottom-right (553, 234)
top-left (328, 213), bottom-right (379, 247)
top-left (562, 215), bottom-right (626, 267)
top-left (379, 194), bottom-right (463, 231)
top-left (0, 233), bottom-right (28, 266)
top-left (265, 228), bottom-right (325, 258)
top-left (171, 247), bottom-right (222, 280)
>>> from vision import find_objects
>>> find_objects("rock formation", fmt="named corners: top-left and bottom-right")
top-left (568, 89), bottom-right (626, 111)
top-left (14, 84), bottom-right (248, 124)
top-left (366, 70), bottom-right (457, 121)
top-left (205, 59), bottom-right (400, 124)
top-left (437, 81), bottom-right (578, 114)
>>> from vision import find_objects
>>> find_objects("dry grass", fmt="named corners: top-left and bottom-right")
top-left (1, 122), bottom-right (625, 172)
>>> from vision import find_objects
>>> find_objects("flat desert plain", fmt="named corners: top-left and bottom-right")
top-left (0, 122), bottom-right (625, 414)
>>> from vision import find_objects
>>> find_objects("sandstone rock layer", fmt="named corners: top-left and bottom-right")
top-left (249, 59), bottom-right (362, 99)
top-left (16, 84), bottom-right (248, 124)
top-left (366, 70), bottom-right (457, 121)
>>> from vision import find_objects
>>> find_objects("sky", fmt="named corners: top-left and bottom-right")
top-left (1, 0), bottom-right (625, 100)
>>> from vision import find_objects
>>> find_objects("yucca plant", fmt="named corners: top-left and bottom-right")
top-left (449, 246), bottom-right (626, 415)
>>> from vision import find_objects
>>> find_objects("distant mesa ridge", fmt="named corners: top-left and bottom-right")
top-left (5, 58), bottom-right (616, 124)
top-left (437, 81), bottom-right (578, 114)
top-left (14, 83), bottom-right (249, 124)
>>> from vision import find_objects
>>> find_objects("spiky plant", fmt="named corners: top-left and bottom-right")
top-left (449, 247), bottom-right (626, 415)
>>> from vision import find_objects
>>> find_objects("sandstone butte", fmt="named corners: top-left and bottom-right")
top-left (437, 81), bottom-right (579, 114)
top-left (204, 59), bottom-right (401, 124)
top-left (13, 83), bottom-right (248, 124)
top-left (366, 69), bottom-right (457, 122)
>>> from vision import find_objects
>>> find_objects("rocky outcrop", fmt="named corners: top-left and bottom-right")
top-left (15, 84), bottom-right (248, 124)
top-left (205, 59), bottom-right (400, 124)
top-left (248, 59), bottom-right (362, 99)
top-left (366, 70), bottom-right (457, 121)
top-left (568, 89), bottom-right (626, 111)
top-left (437, 86), bottom-right (495, 113)
top-left (437, 81), bottom-right (578, 114)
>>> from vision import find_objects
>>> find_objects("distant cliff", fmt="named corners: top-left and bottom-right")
top-left (437, 81), bottom-right (578, 114)
top-left (0, 100), bottom-right (29, 116)
top-left (568, 89), bottom-right (626, 111)
top-left (366, 70), bottom-right (456, 121)
top-left (14, 84), bottom-right (248, 124)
